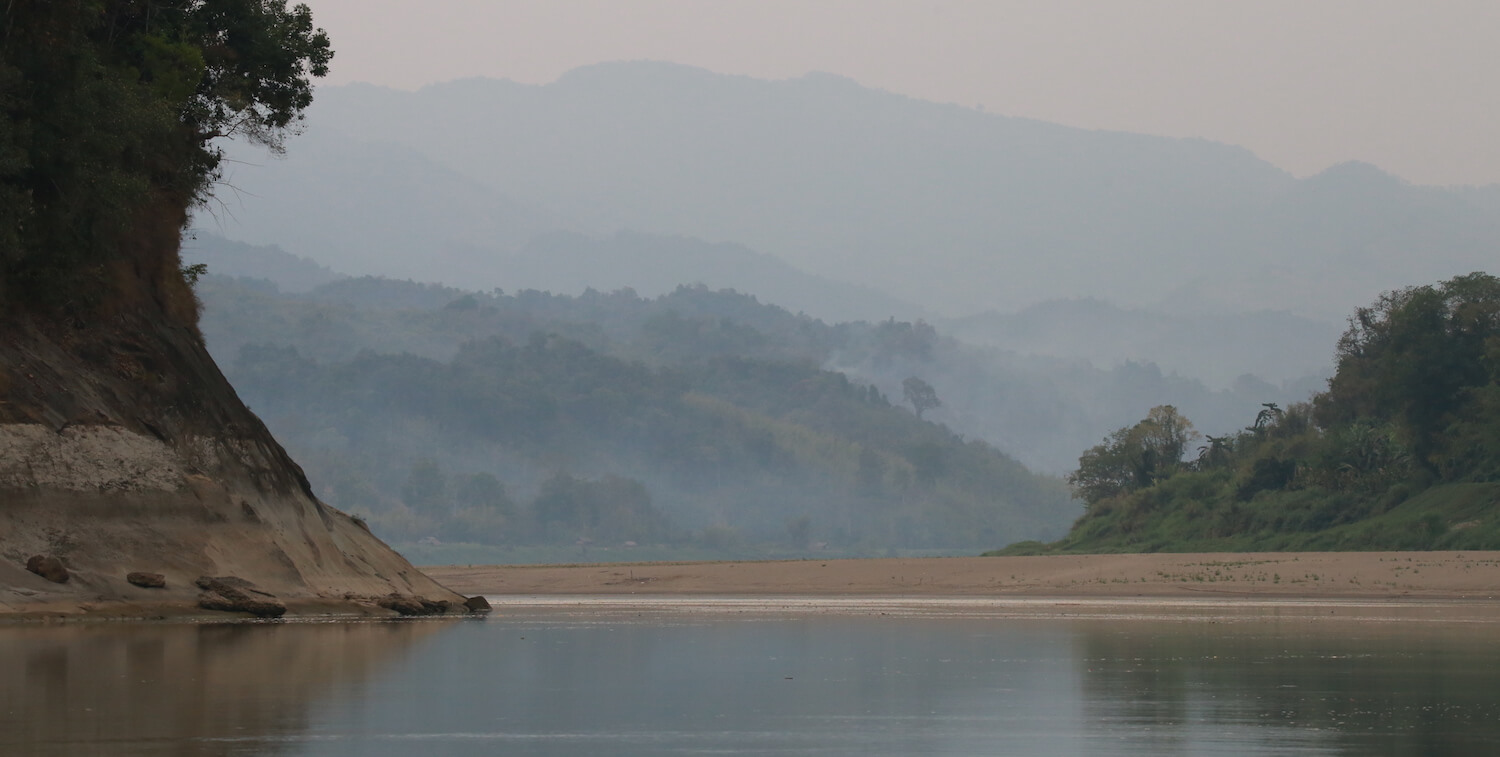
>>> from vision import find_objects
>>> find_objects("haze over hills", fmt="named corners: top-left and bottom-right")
top-left (288, 63), bottom-right (1291, 316)
top-left (205, 131), bottom-right (923, 323)
top-left (500, 231), bottom-right (924, 323)
top-left (189, 238), bottom-right (1319, 478)
top-left (207, 61), bottom-right (1500, 328)
top-left (193, 59), bottom-right (1500, 438)
top-left (943, 299), bottom-right (1340, 388)
top-left (183, 234), bottom-right (345, 292)
top-left (200, 126), bottom-right (565, 283)
top-left (194, 272), bottom-right (1081, 552)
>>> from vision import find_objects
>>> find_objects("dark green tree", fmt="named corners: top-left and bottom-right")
top-left (1195, 434), bottom-right (1233, 469)
top-left (1068, 405), bottom-right (1198, 508)
top-left (1, 0), bottom-right (331, 308)
top-left (1068, 426), bottom-right (1138, 507)
top-left (1252, 403), bottom-right (1284, 432)
top-left (1316, 273), bottom-right (1500, 473)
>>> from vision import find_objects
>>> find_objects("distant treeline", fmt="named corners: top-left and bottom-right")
top-left (998, 273), bottom-right (1500, 554)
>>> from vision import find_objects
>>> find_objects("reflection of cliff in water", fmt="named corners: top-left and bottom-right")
top-left (1075, 619), bottom-right (1500, 757)
top-left (0, 621), bottom-right (454, 756)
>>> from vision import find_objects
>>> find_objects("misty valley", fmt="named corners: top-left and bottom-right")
top-left (196, 264), bottom-right (1076, 558)
top-left (186, 61), bottom-right (1500, 559)
top-left (11, 5), bottom-right (1500, 756)
top-left (191, 242), bottom-right (1340, 560)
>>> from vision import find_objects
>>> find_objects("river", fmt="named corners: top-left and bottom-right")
top-left (3, 598), bottom-right (1497, 755)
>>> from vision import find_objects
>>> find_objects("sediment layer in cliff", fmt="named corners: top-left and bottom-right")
top-left (0, 305), bottom-right (469, 620)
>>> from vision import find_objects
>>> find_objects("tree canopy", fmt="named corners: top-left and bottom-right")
top-left (1, 0), bottom-right (331, 307)
top-left (1067, 404), bottom-right (1197, 508)
top-left (1315, 272), bottom-right (1500, 474)
top-left (1025, 272), bottom-right (1500, 554)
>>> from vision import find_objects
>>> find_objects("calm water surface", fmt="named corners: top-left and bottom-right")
top-left (3, 599), bottom-right (1498, 756)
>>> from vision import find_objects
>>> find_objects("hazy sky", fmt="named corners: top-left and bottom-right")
top-left (308, 0), bottom-right (1499, 187)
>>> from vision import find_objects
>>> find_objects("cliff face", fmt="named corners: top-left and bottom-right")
top-left (0, 303), bottom-right (467, 618)
top-left (0, 1), bottom-right (461, 618)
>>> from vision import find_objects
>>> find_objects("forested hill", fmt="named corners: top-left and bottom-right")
top-left (197, 274), bottom-right (1078, 554)
top-left (994, 273), bottom-right (1500, 555)
top-left (194, 236), bottom-right (1316, 477)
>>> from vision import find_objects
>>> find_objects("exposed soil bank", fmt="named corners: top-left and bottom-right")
top-left (0, 309), bottom-right (467, 621)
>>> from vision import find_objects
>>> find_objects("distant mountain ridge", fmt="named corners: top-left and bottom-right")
top-left (287, 63), bottom-right (1292, 312)
top-left (207, 62), bottom-right (1500, 324)
top-left (186, 225), bottom-right (926, 324)
top-left (203, 126), bottom-right (566, 283)
top-left (199, 61), bottom-right (1500, 393)
top-left (182, 234), bottom-right (345, 292)
top-left (504, 231), bottom-right (925, 322)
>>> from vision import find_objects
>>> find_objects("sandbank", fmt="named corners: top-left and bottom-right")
top-left (428, 551), bottom-right (1500, 620)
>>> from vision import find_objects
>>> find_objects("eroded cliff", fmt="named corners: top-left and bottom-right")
top-left (0, 2), bottom-right (478, 618)
top-left (0, 307), bottom-right (469, 619)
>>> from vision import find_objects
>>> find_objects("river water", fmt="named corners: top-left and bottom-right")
top-left (3, 598), bottom-right (1498, 756)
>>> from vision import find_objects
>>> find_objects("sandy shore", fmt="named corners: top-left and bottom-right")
top-left (427, 551), bottom-right (1500, 602)
top-left (9, 552), bottom-right (1495, 622)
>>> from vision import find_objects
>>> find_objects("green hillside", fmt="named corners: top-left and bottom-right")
top-left (994, 273), bottom-right (1500, 554)
top-left (200, 276), bottom-right (1077, 555)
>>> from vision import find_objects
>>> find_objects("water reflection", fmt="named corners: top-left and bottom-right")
top-left (298, 613), bottom-right (1500, 756)
top-left (0, 621), bottom-right (450, 757)
top-left (1076, 619), bottom-right (1500, 756)
top-left (1, 609), bottom-right (1497, 756)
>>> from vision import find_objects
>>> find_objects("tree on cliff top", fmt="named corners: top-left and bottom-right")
top-left (0, 0), bottom-right (331, 311)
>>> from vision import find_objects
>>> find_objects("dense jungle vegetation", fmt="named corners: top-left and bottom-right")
top-left (996, 273), bottom-right (1500, 554)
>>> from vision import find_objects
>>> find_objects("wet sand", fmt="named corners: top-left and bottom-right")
top-left (428, 551), bottom-right (1500, 602)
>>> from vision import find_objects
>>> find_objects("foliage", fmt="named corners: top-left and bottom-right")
top-left (1067, 405), bottom-right (1197, 508)
top-left (1, 0), bottom-right (330, 308)
top-left (1316, 272), bottom-right (1500, 472)
top-left (1019, 273), bottom-right (1500, 553)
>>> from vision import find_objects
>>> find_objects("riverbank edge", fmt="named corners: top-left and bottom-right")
top-left (10, 551), bottom-right (1498, 621)
top-left (427, 551), bottom-right (1500, 602)
top-left (0, 596), bottom-right (485, 624)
